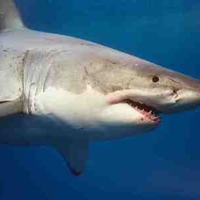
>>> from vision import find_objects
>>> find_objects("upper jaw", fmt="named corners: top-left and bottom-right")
top-left (107, 94), bottom-right (162, 124)
top-left (107, 88), bottom-right (200, 117)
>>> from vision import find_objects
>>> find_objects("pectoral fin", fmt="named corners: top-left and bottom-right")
top-left (54, 139), bottom-right (89, 176)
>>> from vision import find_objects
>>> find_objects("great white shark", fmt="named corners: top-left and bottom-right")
top-left (0, 0), bottom-right (200, 176)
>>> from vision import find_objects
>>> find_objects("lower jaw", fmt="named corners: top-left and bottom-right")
top-left (128, 105), bottom-right (161, 124)
top-left (109, 98), bottom-right (161, 123)
top-left (138, 112), bottom-right (161, 124)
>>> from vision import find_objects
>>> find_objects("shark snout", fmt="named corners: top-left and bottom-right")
top-left (167, 88), bottom-right (200, 113)
top-left (148, 68), bottom-right (200, 113)
top-left (168, 73), bottom-right (200, 112)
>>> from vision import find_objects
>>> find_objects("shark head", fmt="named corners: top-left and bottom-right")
top-left (102, 56), bottom-right (200, 115)
top-left (33, 44), bottom-right (200, 140)
top-left (96, 57), bottom-right (200, 137)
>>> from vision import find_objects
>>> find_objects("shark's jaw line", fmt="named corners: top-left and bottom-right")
top-left (110, 98), bottom-right (161, 123)
top-left (105, 88), bottom-right (169, 125)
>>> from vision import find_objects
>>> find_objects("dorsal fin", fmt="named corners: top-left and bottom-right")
top-left (0, 0), bottom-right (24, 32)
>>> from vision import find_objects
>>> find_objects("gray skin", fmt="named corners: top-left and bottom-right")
top-left (0, 0), bottom-right (200, 175)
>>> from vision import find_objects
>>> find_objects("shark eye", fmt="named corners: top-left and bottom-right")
top-left (152, 76), bottom-right (159, 83)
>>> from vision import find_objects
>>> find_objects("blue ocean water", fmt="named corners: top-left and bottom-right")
top-left (1, 0), bottom-right (200, 199)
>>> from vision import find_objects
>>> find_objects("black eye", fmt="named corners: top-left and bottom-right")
top-left (152, 76), bottom-right (159, 83)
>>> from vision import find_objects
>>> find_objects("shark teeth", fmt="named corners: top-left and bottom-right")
top-left (122, 99), bottom-right (161, 123)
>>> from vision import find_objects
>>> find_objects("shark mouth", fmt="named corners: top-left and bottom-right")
top-left (110, 98), bottom-right (161, 123)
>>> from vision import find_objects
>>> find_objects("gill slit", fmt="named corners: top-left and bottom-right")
top-left (23, 49), bottom-right (62, 114)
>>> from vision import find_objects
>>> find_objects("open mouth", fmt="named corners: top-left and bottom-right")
top-left (110, 98), bottom-right (161, 123)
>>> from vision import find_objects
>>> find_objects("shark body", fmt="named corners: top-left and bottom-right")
top-left (0, 0), bottom-right (200, 175)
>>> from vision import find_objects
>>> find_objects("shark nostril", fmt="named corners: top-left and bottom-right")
top-left (172, 89), bottom-right (180, 101)
top-left (173, 89), bottom-right (178, 95)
